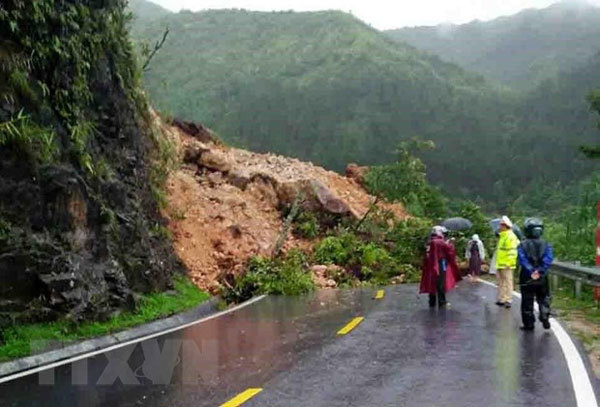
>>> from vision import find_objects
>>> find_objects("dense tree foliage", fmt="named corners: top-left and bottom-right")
top-left (580, 90), bottom-right (600, 158)
top-left (365, 139), bottom-right (447, 219)
top-left (387, 2), bottom-right (600, 89)
top-left (130, 2), bottom-right (600, 207)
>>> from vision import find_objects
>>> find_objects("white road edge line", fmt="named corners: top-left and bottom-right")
top-left (479, 279), bottom-right (598, 407)
top-left (0, 295), bottom-right (267, 385)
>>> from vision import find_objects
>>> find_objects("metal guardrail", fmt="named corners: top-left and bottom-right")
top-left (549, 260), bottom-right (600, 299)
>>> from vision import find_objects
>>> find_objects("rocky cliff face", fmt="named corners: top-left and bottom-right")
top-left (0, 1), bottom-right (181, 327)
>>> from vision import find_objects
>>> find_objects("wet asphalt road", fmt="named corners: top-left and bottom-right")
top-left (0, 282), bottom-right (596, 407)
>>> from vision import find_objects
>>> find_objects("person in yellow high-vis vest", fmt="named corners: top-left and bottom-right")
top-left (495, 216), bottom-right (520, 308)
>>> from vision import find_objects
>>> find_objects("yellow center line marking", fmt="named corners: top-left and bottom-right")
top-left (337, 317), bottom-right (364, 335)
top-left (220, 388), bottom-right (263, 407)
top-left (374, 290), bottom-right (385, 299)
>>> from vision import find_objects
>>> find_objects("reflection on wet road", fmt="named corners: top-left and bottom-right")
top-left (0, 283), bottom-right (596, 407)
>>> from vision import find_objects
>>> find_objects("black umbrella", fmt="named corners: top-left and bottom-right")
top-left (489, 218), bottom-right (524, 240)
top-left (441, 217), bottom-right (473, 231)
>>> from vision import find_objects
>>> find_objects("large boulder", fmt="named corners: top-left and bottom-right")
top-left (198, 150), bottom-right (233, 173)
top-left (310, 264), bottom-right (341, 288)
top-left (228, 168), bottom-right (252, 190)
top-left (345, 163), bottom-right (369, 186)
top-left (183, 140), bottom-right (211, 164)
top-left (309, 179), bottom-right (352, 215)
top-left (274, 178), bottom-right (354, 217)
top-left (172, 118), bottom-right (215, 143)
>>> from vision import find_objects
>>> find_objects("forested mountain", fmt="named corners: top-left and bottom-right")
top-left (129, 0), bottom-right (171, 26)
top-left (511, 51), bottom-right (600, 198)
top-left (130, 1), bottom-right (600, 205)
top-left (386, 1), bottom-right (600, 89)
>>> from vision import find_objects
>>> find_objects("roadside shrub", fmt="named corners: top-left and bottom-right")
top-left (355, 207), bottom-right (395, 243)
top-left (544, 220), bottom-right (595, 265)
top-left (325, 265), bottom-right (359, 288)
top-left (293, 211), bottom-right (320, 239)
top-left (226, 215), bottom-right (434, 302)
top-left (365, 139), bottom-right (448, 219)
top-left (386, 217), bottom-right (432, 265)
top-left (314, 236), bottom-right (346, 265)
top-left (313, 232), bottom-right (360, 265)
top-left (312, 224), bottom-right (429, 286)
top-left (359, 243), bottom-right (400, 284)
top-left (224, 250), bottom-right (315, 302)
top-left (399, 264), bottom-right (421, 283)
top-left (360, 243), bottom-right (390, 268)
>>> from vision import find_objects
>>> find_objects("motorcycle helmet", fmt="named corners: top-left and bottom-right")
top-left (524, 217), bottom-right (544, 239)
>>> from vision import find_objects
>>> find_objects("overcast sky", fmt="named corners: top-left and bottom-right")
top-left (147, 0), bottom-right (600, 29)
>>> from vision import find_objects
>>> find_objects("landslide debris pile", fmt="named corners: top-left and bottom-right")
top-left (0, 1), bottom-right (181, 326)
top-left (161, 118), bottom-right (407, 292)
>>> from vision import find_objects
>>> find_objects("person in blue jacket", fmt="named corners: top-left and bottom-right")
top-left (517, 218), bottom-right (554, 331)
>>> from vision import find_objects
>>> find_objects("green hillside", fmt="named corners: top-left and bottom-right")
top-left (387, 1), bottom-right (600, 89)
top-left (514, 51), bottom-right (600, 191)
top-left (131, 3), bottom-right (600, 205)
top-left (129, 0), bottom-right (171, 27)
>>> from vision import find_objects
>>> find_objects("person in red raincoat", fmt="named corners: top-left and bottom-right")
top-left (420, 226), bottom-right (460, 307)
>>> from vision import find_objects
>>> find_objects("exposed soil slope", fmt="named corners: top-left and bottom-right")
top-left (159, 118), bottom-right (406, 292)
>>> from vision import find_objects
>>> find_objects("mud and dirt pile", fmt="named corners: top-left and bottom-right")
top-left (160, 119), bottom-right (407, 293)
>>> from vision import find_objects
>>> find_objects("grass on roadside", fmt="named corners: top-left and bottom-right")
top-left (552, 282), bottom-right (600, 324)
top-left (552, 284), bottom-right (600, 365)
top-left (0, 275), bottom-right (209, 362)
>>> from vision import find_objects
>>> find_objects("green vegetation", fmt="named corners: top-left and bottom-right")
top-left (313, 231), bottom-right (417, 286)
top-left (223, 250), bottom-right (315, 303)
top-left (509, 94), bottom-right (600, 265)
top-left (0, 0), bottom-right (147, 171)
top-left (148, 119), bottom-right (180, 208)
top-left (551, 280), bottom-right (600, 352)
top-left (553, 286), bottom-right (600, 325)
top-left (129, 0), bottom-right (171, 27)
top-left (364, 141), bottom-right (492, 260)
top-left (581, 90), bottom-right (600, 159)
top-left (314, 233), bottom-right (358, 266)
top-left (0, 110), bottom-right (57, 164)
top-left (293, 211), bottom-right (321, 239)
top-left (387, 2), bottom-right (600, 89)
top-left (130, 3), bottom-right (600, 205)
top-left (312, 212), bottom-right (427, 285)
top-left (0, 276), bottom-right (209, 361)
top-left (224, 195), bottom-right (432, 303)
top-left (365, 139), bottom-right (447, 219)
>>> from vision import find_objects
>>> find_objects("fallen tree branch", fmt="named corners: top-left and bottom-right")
top-left (353, 196), bottom-right (379, 232)
top-left (272, 193), bottom-right (304, 259)
top-left (142, 27), bottom-right (169, 72)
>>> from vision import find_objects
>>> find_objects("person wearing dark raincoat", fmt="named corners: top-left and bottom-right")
top-left (465, 234), bottom-right (486, 277)
top-left (518, 218), bottom-right (554, 331)
top-left (420, 226), bottom-right (460, 307)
